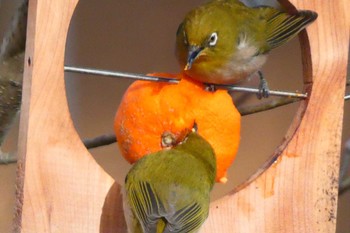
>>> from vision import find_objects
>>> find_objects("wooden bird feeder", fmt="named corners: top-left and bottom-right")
top-left (13, 0), bottom-right (349, 232)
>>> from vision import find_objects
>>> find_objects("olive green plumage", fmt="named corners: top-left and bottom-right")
top-left (124, 132), bottom-right (216, 233)
top-left (176, 0), bottom-right (318, 84)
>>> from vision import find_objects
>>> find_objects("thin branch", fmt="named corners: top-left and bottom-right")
top-left (69, 97), bottom-right (302, 151)
top-left (0, 0), bottom-right (27, 165)
top-left (346, 77), bottom-right (349, 100)
top-left (0, 150), bottom-right (16, 164)
top-left (237, 97), bottom-right (300, 116)
top-left (83, 133), bottom-right (117, 149)
top-left (0, 0), bottom-right (27, 144)
top-left (0, 57), bottom-right (23, 143)
top-left (83, 97), bottom-right (301, 149)
top-left (0, 95), bottom-right (303, 164)
top-left (339, 177), bottom-right (350, 195)
top-left (340, 139), bottom-right (350, 180)
top-left (339, 138), bottom-right (350, 195)
top-left (0, 0), bottom-right (27, 60)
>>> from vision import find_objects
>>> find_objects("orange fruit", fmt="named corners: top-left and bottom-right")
top-left (114, 72), bottom-right (241, 183)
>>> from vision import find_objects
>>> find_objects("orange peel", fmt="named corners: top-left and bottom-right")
top-left (114, 72), bottom-right (241, 182)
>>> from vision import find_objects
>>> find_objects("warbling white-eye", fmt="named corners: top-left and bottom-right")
top-left (123, 131), bottom-right (216, 233)
top-left (175, 0), bottom-right (317, 97)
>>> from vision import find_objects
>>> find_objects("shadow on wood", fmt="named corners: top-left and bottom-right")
top-left (100, 182), bottom-right (127, 233)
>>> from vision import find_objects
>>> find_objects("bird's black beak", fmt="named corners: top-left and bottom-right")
top-left (185, 46), bottom-right (203, 70)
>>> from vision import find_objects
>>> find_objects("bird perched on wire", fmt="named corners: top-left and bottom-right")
top-left (123, 130), bottom-right (216, 233)
top-left (175, 0), bottom-right (317, 98)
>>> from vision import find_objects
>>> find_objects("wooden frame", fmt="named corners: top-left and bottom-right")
top-left (14, 0), bottom-right (349, 232)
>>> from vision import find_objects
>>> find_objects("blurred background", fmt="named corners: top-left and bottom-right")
top-left (0, 0), bottom-right (349, 232)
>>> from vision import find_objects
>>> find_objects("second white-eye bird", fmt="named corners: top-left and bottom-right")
top-left (123, 131), bottom-right (216, 233)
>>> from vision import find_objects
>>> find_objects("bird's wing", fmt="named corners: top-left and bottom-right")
top-left (163, 202), bottom-right (206, 233)
top-left (127, 180), bottom-right (164, 233)
top-left (128, 179), bottom-right (207, 233)
top-left (262, 9), bottom-right (317, 50)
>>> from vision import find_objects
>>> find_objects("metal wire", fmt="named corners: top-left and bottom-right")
top-left (64, 65), bottom-right (310, 99)
top-left (214, 85), bottom-right (307, 98)
top-left (64, 66), bottom-right (179, 83)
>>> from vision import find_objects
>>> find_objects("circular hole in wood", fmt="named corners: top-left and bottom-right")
top-left (64, 0), bottom-right (308, 200)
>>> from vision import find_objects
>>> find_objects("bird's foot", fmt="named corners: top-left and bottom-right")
top-left (257, 71), bottom-right (270, 99)
top-left (204, 84), bottom-right (217, 92)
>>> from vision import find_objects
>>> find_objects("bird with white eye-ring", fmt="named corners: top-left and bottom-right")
top-left (175, 0), bottom-right (318, 98)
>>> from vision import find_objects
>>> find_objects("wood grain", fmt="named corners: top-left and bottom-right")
top-left (15, 1), bottom-right (118, 232)
top-left (202, 0), bottom-right (349, 232)
top-left (14, 0), bottom-right (348, 232)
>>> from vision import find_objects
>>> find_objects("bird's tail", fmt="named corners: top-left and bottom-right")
top-left (156, 218), bottom-right (166, 233)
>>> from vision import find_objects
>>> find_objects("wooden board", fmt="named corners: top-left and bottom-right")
top-left (14, 0), bottom-right (349, 232)
top-left (14, 1), bottom-right (118, 232)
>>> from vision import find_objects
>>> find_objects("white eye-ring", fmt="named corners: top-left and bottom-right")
top-left (183, 31), bottom-right (188, 45)
top-left (208, 32), bottom-right (218, 46)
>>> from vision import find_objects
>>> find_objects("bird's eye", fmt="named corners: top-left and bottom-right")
top-left (208, 32), bottom-right (218, 47)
